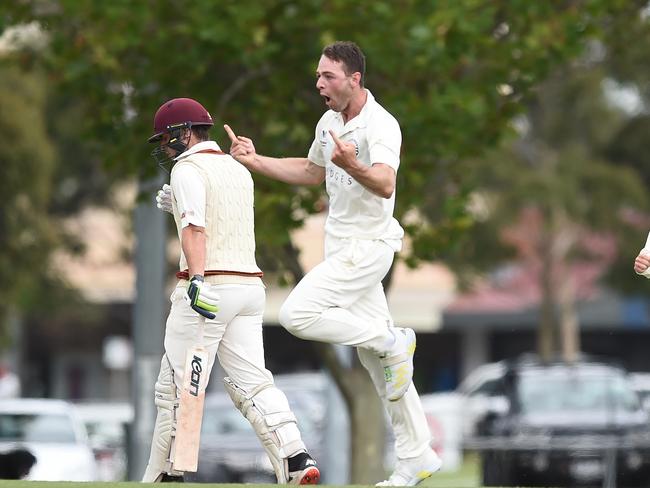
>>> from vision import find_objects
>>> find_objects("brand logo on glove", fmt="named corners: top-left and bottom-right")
top-left (189, 355), bottom-right (203, 397)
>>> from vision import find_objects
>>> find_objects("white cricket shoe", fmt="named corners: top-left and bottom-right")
top-left (381, 327), bottom-right (416, 402)
top-left (376, 449), bottom-right (442, 486)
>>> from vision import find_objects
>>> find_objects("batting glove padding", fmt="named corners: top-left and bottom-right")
top-left (185, 275), bottom-right (220, 319)
top-left (156, 184), bottom-right (173, 213)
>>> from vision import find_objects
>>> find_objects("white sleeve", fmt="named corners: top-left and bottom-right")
top-left (308, 138), bottom-right (325, 167)
top-left (170, 164), bottom-right (206, 228)
top-left (368, 115), bottom-right (401, 171)
top-left (307, 114), bottom-right (329, 167)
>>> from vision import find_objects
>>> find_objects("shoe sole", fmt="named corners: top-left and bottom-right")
top-left (298, 467), bottom-right (320, 485)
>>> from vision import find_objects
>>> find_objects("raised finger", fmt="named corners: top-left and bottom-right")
top-left (224, 124), bottom-right (238, 143)
top-left (328, 130), bottom-right (344, 148)
top-left (237, 136), bottom-right (253, 145)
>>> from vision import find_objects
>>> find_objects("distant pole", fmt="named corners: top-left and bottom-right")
top-left (129, 173), bottom-right (167, 480)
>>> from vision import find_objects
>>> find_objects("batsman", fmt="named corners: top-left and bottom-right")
top-left (141, 98), bottom-right (319, 484)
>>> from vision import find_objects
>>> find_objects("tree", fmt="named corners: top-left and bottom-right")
top-left (447, 51), bottom-right (649, 361)
top-left (0, 64), bottom-right (59, 347)
top-left (1, 0), bottom-right (642, 481)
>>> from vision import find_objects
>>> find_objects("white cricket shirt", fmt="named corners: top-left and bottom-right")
top-left (170, 141), bottom-right (222, 229)
top-left (308, 89), bottom-right (404, 250)
top-left (170, 140), bottom-right (263, 282)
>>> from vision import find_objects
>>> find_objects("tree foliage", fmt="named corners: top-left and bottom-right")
top-left (446, 26), bottom-right (650, 358)
top-left (3, 1), bottom-right (641, 272)
top-left (0, 65), bottom-right (60, 346)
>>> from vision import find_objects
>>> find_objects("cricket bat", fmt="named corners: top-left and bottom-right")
top-left (172, 315), bottom-right (209, 472)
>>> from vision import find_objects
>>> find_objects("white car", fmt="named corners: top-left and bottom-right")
top-left (456, 360), bottom-right (510, 439)
top-left (0, 398), bottom-right (98, 481)
top-left (75, 401), bottom-right (133, 481)
top-left (629, 372), bottom-right (650, 413)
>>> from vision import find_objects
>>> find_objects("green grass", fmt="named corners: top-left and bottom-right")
top-left (0, 454), bottom-right (490, 488)
top-left (0, 484), bottom-right (481, 488)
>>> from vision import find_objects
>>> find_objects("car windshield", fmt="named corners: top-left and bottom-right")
top-left (518, 371), bottom-right (640, 414)
top-left (0, 413), bottom-right (78, 443)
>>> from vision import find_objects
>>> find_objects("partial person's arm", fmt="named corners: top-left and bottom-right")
top-left (634, 231), bottom-right (650, 278)
top-left (182, 224), bottom-right (207, 278)
top-left (172, 166), bottom-right (220, 318)
top-left (224, 124), bottom-right (325, 185)
top-left (328, 130), bottom-right (396, 198)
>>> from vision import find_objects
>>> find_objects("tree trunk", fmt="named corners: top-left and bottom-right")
top-left (347, 365), bottom-right (387, 483)
top-left (312, 342), bottom-right (387, 483)
top-left (558, 276), bottom-right (580, 362)
top-left (538, 241), bottom-right (557, 361)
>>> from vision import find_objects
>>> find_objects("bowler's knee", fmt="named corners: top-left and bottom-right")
top-left (278, 298), bottom-right (312, 336)
top-left (278, 299), bottom-right (297, 331)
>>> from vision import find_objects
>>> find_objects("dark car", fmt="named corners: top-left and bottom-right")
top-left (186, 372), bottom-right (326, 483)
top-left (466, 355), bottom-right (650, 487)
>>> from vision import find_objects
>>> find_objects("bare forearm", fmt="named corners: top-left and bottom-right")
top-left (181, 225), bottom-right (206, 276)
top-left (250, 155), bottom-right (324, 185)
top-left (346, 162), bottom-right (396, 198)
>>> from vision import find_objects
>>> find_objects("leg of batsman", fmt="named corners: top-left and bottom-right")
top-left (142, 356), bottom-right (183, 482)
top-left (224, 377), bottom-right (320, 484)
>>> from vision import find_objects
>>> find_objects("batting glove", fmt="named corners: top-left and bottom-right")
top-left (156, 184), bottom-right (173, 213)
top-left (185, 275), bottom-right (220, 319)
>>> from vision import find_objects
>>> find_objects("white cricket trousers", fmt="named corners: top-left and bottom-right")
top-left (165, 283), bottom-right (273, 392)
top-left (143, 283), bottom-right (303, 480)
top-left (279, 236), bottom-right (432, 459)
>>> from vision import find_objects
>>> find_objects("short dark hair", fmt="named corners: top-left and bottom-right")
top-left (191, 125), bottom-right (211, 142)
top-left (322, 41), bottom-right (366, 87)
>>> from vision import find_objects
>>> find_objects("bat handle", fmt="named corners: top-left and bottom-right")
top-left (197, 315), bottom-right (206, 344)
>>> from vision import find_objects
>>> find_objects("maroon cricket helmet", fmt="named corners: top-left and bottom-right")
top-left (148, 98), bottom-right (214, 143)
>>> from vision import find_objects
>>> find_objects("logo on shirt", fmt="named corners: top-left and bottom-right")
top-left (328, 167), bottom-right (353, 186)
top-left (349, 138), bottom-right (360, 157)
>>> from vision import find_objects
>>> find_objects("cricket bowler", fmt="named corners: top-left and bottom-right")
top-left (225, 41), bottom-right (442, 486)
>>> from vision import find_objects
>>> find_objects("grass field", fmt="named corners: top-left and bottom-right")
top-left (0, 483), bottom-right (484, 488)
top-left (0, 454), bottom-right (485, 488)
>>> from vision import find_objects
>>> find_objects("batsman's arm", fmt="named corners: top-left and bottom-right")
top-left (181, 225), bottom-right (219, 319)
top-left (181, 224), bottom-right (207, 278)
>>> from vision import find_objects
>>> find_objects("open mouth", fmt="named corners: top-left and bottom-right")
top-left (322, 95), bottom-right (331, 104)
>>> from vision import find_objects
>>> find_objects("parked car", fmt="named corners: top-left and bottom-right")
top-left (0, 398), bottom-right (98, 481)
top-left (462, 355), bottom-right (650, 487)
top-left (75, 401), bottom-right (133, 481)
top-left (629, 372), bottom-right (650, 413)
top-left (457, 360), bottom-right (509, 440)
top-left (186, 371), bottom-right (326, 483)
